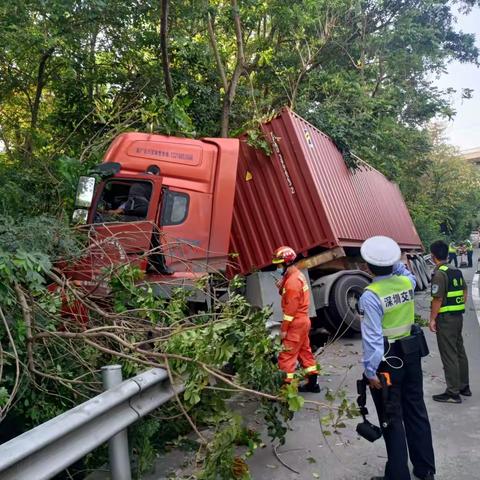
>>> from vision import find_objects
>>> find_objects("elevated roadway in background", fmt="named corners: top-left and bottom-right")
top-left (462, 146), bottom-right (480, 167)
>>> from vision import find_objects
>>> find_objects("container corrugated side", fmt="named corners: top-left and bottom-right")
top-left (284, 110), bottom-right (421, 249)
top-left (229, 108), bottom-right (422, 275)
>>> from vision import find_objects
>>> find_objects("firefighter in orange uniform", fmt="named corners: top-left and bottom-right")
top-left (273, 246), bottom-right (320, 393)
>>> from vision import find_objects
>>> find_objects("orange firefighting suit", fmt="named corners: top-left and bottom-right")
top-left (278, 266), bottom-right (318, 382)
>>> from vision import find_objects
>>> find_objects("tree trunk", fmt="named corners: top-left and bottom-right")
top-left (220, 96), bottom-right (231, 138)
top-left (219, 0), bottom-right (245, 137)
top-left (206, 0), bottom-right (245, 137)
top-left (25, 48), bottom-right (54, 161)
top-left (207, 10), bottom-right (228, 92)
top-left (88, 29), bottom-right (99, 104)
top-left (161, 0), bottom-right (174, 100)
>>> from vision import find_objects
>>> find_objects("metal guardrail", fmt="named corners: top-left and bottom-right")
top-left (0, 366), bottom-right (184, 480)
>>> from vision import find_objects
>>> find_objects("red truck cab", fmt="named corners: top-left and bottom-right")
top-left (74, 133), bottom-right (239, 281)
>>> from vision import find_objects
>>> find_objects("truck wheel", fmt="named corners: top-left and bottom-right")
top-left (409, 259), bottom-right (425, 291)
top-left (327, 274), bottom-right (370, 334)
top-left (413, 257), bottom-right (429, 288)
top-left (418, 256), bottom-right (432, 282)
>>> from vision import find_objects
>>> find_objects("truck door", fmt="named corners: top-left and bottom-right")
top-left (158, 187), bottom-right (213, 273)
top-left (90, 177), bottom-right (162, 268)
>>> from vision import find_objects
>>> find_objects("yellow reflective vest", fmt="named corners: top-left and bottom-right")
top-left (365, 275), bottom-right (414, 341)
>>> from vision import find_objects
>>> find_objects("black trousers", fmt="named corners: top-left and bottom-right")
top-left (467, 250), bottom-right (473, 268)
top-left (448, 252), bottom-right (458, 267)
top-left (371, 345), bottom-right (435, 480)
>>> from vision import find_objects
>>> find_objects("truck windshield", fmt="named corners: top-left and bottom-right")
top-left (93, 180), bottom-right (152, 223)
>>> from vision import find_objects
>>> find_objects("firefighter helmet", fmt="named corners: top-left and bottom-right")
top-left (272, 246), bottom-right (297, 265)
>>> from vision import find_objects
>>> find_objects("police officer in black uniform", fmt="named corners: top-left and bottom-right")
top-left (429, 240), bottom-right (470, 403)
top-left (359, 236), bottom-right (435, 480)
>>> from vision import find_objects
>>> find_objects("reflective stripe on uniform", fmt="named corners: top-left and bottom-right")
top-left (447, 290), bottom-right (464, 298)
top-left (382, 324), bottom-right (412, 338)
top-left (303, 285), bottom-right (309, 292)
top-left (437, 264), bottom-right (465, 314)
top-left (286, 372), bottom-right (295, 379)
top-left (283, 314), bottom-right (294, 322)
top-left (439, 304), bottom-right (466, 313)
top-left (304, 365), bottom-right (318, 373)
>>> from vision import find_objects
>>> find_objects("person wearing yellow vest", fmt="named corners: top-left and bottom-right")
top-left (464, 239), bottom-right (473, 268)
top-left (448, 242), bottom-right (458, 268)
top-left (429, 240), bottom-right (470, 403)
top-left (359, 236), bottom-right (435, 480)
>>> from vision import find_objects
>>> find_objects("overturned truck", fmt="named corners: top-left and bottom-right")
top-left (69, 108), bottom-right (429, 334)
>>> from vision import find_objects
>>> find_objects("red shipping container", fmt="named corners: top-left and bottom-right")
top-left (230, 108), bottom-right (422, 275)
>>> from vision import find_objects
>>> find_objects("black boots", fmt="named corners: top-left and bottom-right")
top-left (432, 392), bottom-right (462, 403)
top-left (373, 474), bottom-right (435, 480)
top-left (414, 471), bottom-right (435, 480)
top-left (298, 374), bottom-right (321, 393)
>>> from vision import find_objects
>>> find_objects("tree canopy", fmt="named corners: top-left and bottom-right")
top-left (1, 0), bottom-right (479, 240)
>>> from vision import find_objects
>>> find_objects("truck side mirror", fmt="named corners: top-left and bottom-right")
top-left (75, 176), bottom-right (96, 208)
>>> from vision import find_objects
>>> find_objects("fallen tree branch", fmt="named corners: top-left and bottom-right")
top-left (0, 306), bottom-right (21, 421)
top-left (164, 356), bottom-right (207, 444)
top-left (14, 283), bottom-right (34, 373)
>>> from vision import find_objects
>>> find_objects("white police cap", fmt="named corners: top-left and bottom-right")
top-left (360, 236), bottom-right (401, 267)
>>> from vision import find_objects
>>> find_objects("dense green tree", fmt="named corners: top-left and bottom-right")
top-left (407, 126), bottom-right (480, 245)
top-left (0, 0), bottom-right (479, 233)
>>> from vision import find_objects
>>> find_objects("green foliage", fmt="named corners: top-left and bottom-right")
top-left (0, 253), bottom-right (311, 478)
top-left (198, 415), bottom-right (252, 480)
top-left (0, 215), bottom-right (82, 259)
top-left (243, 121), bottom-right (273, 156)
top-left (0, 155), bottom-right (88, 218)
top-left (0, 249), bottom-right (51, 303)
top-left (414, 314), bottom-right (428, 327)
top-left (141, 92), bottom-right (196, 137)
top-left (0, 387), bottom-right (9, 408)
top-left (321, 388), bottom-right (359, 436)
top-left (403, 126), bottom-right (480, 245)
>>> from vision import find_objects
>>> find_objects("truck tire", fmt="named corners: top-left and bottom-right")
top-left (410, 259), bottom-right (425, 291)
top-left (418, 256), bottom-right (432, 282)
top-left (413, 257), bottom-right (429, 288)
top-left (327, 274), bottom-right (370, 334)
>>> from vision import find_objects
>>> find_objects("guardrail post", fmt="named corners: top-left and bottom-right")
top-left (102, 365), bottom-right (132, 480)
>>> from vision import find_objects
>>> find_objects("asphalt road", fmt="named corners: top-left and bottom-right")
top-left (247, 253), bottom-right (480, 480)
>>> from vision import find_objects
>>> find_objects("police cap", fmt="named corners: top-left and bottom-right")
top-left (360, 236), bottom-right (401, 267)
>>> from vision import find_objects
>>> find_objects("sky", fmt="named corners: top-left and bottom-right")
top-left (435, 5), bottom-right (480, 151)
